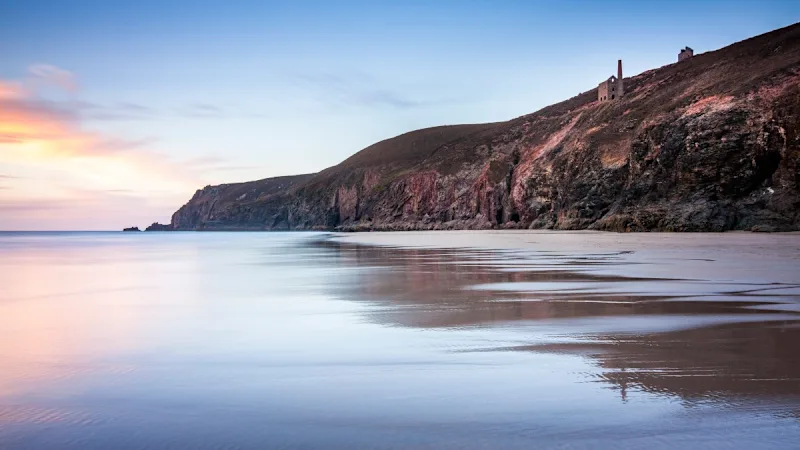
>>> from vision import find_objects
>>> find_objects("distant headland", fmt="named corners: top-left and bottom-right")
top-left (166, 23), bottom-right (800, 233)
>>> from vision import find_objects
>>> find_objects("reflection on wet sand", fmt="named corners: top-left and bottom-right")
top-left (0, 242), bottom-right (143, 398)
top-left (577, 322), bottom-right (799, 402)
top-left (1, 232), bottom-right (798, 449)
top-left (320, 239), bottom-right (800, 413)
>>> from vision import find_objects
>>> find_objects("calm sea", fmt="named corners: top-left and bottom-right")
top-left (1, 231), bottom-right (799, 449)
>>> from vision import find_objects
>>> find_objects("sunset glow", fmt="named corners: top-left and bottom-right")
top-left (0, 75), bottom-right (200, 230)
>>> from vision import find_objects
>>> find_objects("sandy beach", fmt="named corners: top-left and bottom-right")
top-left (333, 230), bottom-right (800, 286)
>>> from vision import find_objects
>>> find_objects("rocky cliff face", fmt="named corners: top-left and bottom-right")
top-left (172, 23), bottom-right (800, 232)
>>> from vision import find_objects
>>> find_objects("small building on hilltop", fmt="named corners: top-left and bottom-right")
top-left (598, 60), bottom-right (624, 102)
top-left (679, 47), bottom-right (694, 62)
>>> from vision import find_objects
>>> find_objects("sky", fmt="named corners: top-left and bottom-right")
top-left (1, 0), bottom-right (798, 230)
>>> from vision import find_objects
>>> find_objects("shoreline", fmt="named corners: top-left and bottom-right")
top-left (331, 228), bottom-right (800, 251)
top-left (330, 229), bottom-right (800, 287)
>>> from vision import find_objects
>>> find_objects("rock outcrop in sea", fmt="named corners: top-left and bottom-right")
top-left (145, 222), bottom-right (172, 231)
top-left (170, 24), bottom-right (800, 232)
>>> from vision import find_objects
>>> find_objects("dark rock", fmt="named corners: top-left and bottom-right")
top-left (122, 227), bottom-right (141, 232)
top-left (144, 222), bottom-right (173, 231)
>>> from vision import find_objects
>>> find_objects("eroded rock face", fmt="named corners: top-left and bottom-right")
top-left (170, 24), bottom-right (800, 232)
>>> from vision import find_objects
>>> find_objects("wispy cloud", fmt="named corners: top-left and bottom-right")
top-left (78, 101), bottom-right (157, 121)
top-left (291, 71), bottom-right (462, 110)
top-left (2, 70), bottom-right (248, 123)
top-left (28, 64), bottom-right (78, 92)
top-left (0, 68), bottom-right (206, 229)
top-left (3, 97), bottom-right (156, 123)
top-left (0, 81), bottom-right (26, 99)
top-left (184, 155), bottom-right (260, 174)
top-left (10, 98), bottom-right (264, 122)
top-left (1, 80), bottom-right (155, 158)
top-left (178, 103), bottom-right (224, 118)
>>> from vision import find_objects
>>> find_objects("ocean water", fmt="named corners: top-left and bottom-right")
top-left (0, 231), bottom-right (799, 449)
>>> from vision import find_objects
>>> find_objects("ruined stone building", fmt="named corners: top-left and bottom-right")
top-left (598, 60), bottom-right (624, 102)
top-left (679, 47), bottom-right (694, 61)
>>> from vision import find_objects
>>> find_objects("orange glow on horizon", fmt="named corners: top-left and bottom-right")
top-left (0, 76), bottom-right (203, 229)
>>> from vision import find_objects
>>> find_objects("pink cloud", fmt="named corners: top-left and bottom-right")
top-left (0, 68), bottom-right (207, 230)
top-left (28, 64), bottom-right (78, 92)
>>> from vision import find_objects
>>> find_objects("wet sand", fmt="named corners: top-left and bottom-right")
top-left (333, 230), bottom-right (800, 284)
top-left (329, 230), bottom-right (800, 415)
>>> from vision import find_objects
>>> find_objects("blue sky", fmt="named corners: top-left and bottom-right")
top-left (0, 0), bottom-right (798, 229)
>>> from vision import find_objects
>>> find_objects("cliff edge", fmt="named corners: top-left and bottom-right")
top-left (171, 23), bottom-right (800, 232)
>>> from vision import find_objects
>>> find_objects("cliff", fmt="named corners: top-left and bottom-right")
top-left (171, 23), bottom-right (800, 232)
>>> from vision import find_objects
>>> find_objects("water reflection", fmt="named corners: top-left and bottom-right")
top-left (0, 232), bottom-right (798, 449)
top-left (319, 238), bottom-right (800, 411)
top-left (0, 235), bottom-right (149, 397)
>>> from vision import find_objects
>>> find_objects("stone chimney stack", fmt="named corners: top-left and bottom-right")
top-left (617, 59), bottom-right (624, 97)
